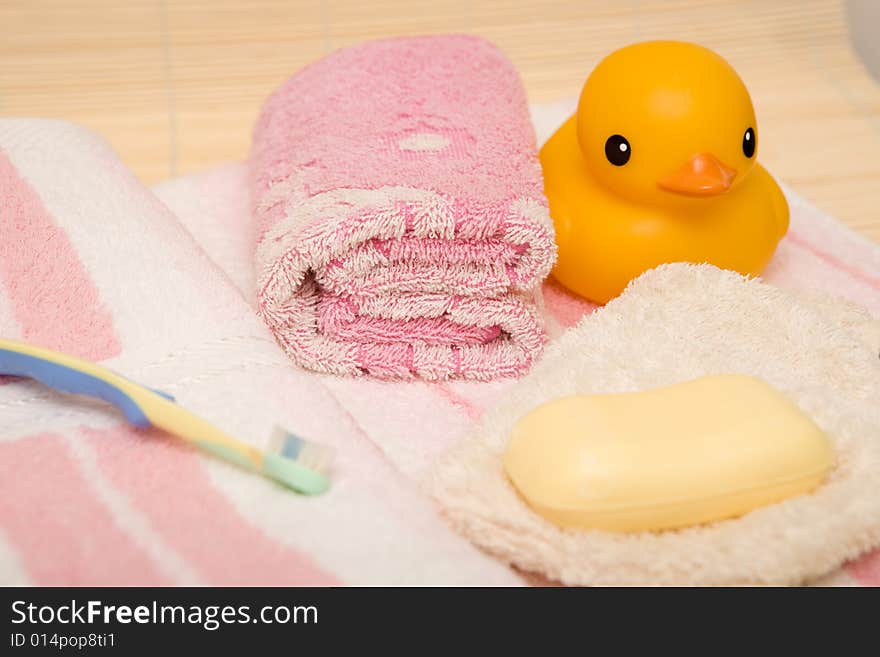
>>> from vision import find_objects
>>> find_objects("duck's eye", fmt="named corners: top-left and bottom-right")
top-left (604, 135), bottom-right (631, 166)
top-left (742, 127), bottom-right (756, 158)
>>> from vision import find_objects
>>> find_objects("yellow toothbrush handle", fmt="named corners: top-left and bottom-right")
top-left (0, 338), bottom-right (263, 470)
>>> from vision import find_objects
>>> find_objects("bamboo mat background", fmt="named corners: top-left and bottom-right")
top-left (1, 0), bottom-right (879, 243)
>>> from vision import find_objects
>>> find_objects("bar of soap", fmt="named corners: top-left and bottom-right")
top-left (503, 374), bottom-right (834, 532)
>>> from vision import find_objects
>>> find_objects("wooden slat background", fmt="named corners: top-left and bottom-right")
top-left (1, 0), bottom-right (878, 243)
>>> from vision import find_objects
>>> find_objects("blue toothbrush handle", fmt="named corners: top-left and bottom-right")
top-left (0, 348), bottom-right (174, 428)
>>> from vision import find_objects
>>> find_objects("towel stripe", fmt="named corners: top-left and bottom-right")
top-left (84, 424), bottom-right (340, 586)
top-left (846, 546), bottom-right (880, 586)
top-left (541, 278), bottom-right (599, 329)
top-left (786, 231), bottom-right (880, 293)
top-left (0, 432), bottom-right (169, 585)
top-left (62, 426), bottom-right (205, 585)
top-left (0, 530), bottom-right (31, 585)
top-left (0, 150), bottom-right (120, 360)
top-left (0, 286), bottom-right (17, 338)
top-left (431, 382), bottom-right (483, 420)
top-left (0, 288), bottom-right (16, 385)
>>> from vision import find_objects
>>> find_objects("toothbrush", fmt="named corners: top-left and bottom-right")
top-left (0, 338), bottom-right (332, 495)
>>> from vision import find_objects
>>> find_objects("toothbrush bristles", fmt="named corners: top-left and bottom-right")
top-left (270, 425), bottom-right (335, 475)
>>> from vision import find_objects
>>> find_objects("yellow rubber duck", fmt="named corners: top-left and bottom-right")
top-left (541, 41), bottom-right (789, 304)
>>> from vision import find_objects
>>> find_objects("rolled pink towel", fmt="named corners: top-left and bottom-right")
top-left (252, 35), bottom-right (556, 379)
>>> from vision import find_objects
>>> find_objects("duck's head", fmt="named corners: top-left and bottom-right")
top-left (577, 41), bottom-right (758, 206)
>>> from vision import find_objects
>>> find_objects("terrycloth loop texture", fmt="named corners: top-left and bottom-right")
top-left (430, 263), bottom-right (880, 586)
top-left (251, 35), bottom-right (556, 380)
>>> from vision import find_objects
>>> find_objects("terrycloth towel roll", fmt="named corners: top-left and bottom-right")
top-left (251, 35), bottom-right (556, 380)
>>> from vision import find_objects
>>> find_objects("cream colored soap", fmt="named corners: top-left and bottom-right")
top-left (503, 375), bottom-right (834, 533)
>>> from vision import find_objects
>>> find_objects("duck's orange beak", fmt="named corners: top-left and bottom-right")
top-left (658, 153), bottom-right (737, 196)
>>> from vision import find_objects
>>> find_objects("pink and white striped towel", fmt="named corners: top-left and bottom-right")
top-left (1, 99), bottom-right (878, 585)
top-left (251, 36), bottom-right (556, 380)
